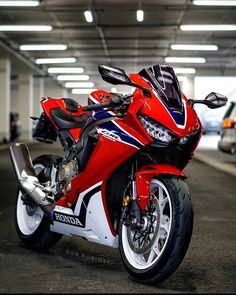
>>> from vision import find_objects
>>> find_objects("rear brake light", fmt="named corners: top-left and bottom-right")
top-left (222, 119), bottom-right (235, 129)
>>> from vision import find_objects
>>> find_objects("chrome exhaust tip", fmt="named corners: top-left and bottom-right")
top-left (10, 143), bottom-right (54, 218)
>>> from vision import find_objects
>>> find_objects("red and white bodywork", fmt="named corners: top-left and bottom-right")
top-left (38, 70), bottom-right (201, 247)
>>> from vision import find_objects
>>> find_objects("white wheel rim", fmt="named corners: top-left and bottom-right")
top-left (16, 164), bottom-right (44, 236)
top-left (121, 179), bottom-right (172, 270)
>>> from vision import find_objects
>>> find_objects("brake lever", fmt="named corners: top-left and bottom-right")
top-left (112, 95), bottom-right (132, 116)
top-left (110, 95), bottom-right (124, 107)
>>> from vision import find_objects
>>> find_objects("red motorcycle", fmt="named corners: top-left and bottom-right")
top-left (10, 64), bottom-right (227, 284)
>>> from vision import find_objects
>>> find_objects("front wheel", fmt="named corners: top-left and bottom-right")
top-left (119, 176), bottom-right (193, 285)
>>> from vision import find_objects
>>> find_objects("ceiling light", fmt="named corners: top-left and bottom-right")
top-left (65, 82), bottom-right (94, 88)
top-left (180, 24), bottom-right (236, 31)
top-left (57, 75), bottom-right (89, 81)
top-left (165, 57), bottom-right (206, 63)
top-left (137, 10), bottom-right (144, 22)
top-left (72, 88), bottom-right (96, 94)
top-left (0, 25), bottom-right (52, 31)
top-left (171, 44), bottom-right (218, 51)
top-left (177, 76), bottom-right (187, 82)
top-left (48, 67), bottom-right (84, 74)
top-left (193, 0), bottom-right (236, 6)
top-left (84, 10), bottom-right (93, 23)
top-left (20, 44), bottom-right (67, 50)
top-left (36, 58), bottom-right (76, 64)
top-left (173, 68), bottom-right (196, 74)
top-left (0, 1), bottom-right (39, 6)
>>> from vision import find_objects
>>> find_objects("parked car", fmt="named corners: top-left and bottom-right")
top-left (200, 109), bottom-right (222, 134)
top-left (10, 112), bottom-right (21, 141)
top-left (218, 99), bottom-right (236, 154)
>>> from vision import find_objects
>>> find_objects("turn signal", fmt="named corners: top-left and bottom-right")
top-left (222, 119), bottom-right (234, 129)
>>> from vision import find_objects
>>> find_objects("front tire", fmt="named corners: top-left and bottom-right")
top-left (15, 155), bottom-right (62, 250)
top-left (119, 176), bottom-right (193, 285)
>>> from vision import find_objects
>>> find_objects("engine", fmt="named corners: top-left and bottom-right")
top-left (58, 160), bottom-right (79, 187)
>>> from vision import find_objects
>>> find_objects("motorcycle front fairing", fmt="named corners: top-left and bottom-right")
top-left (130, 67), bottom-right (201, 138)
top-left (127, 65), bottom-right (201, 212)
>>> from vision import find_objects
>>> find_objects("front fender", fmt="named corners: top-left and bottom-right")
top-left (135, 164), bottom-right (186, 211)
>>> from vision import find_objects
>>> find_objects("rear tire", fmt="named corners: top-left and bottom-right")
top-left (15, 155), bottom-right (62, 250)
top-left (119, 176), bottom-right (193, 285)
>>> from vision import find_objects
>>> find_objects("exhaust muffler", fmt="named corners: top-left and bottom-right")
top-left (9, 143), bottom-right (54, 219)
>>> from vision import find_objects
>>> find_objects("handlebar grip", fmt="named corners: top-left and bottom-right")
top-left (82, 94), bottom-right (132, 112)
top-left (82, 101), bottom-right (111, 111)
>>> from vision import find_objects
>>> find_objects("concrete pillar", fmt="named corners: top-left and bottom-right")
top-left (182, 75), bottom-right (195, 100)
top-left (11, 83), bottom-right (19, 113)
top-left (33, 77), bottom-right (44, 117)
top-left (0, 59), bottom-right (11, 142)
top-left (18, 72), bottom-right (34, 140)
top-left (62, 87), bottom-right (68, 98)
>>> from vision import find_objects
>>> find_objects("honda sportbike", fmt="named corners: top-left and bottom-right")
top-left (10, 64), bottom-right (227, 284)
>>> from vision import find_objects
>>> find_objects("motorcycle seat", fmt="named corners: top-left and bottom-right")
top-left (63, 98), bottom-right (79, 113)
top-left (50, 108), bottom-right (87, 130)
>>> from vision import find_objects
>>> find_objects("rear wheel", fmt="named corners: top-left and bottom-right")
top-left (119, 176), bottom-right (193, 285)
top-left (15, 155), bottom-right (62, 250)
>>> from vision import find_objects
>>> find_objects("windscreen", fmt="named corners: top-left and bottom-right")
top-left (139, 65), bottom-right (183, 110)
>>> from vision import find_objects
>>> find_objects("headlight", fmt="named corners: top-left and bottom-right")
top-left (139, 115), bottom-right (175, 143)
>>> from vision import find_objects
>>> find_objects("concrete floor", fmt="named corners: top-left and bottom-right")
top-left (0, 143), bottom-right (235, 293)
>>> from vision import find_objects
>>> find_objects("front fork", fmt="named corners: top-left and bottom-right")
top-left (121, 163), bottom-right (186, 228)
top-left (121, 162), bottom-right (142, 229)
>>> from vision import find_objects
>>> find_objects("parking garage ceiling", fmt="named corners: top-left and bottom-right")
top-left (0, 0), bottom-right (236, 90)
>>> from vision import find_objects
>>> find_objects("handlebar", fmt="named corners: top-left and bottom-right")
top-left (82, 93), bottom-right (132, 112)
top-left (82, 101), bottom-right (111, 111)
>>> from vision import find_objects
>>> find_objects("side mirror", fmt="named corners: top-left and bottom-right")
top-left (188, 92), bottom-right (228, 109)
top-left (98, 64), bottom-right (132, 85)
top-left (98, 64), bottom-right (152, 98)
top-left (204, 92), bottom-right (228, 109)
